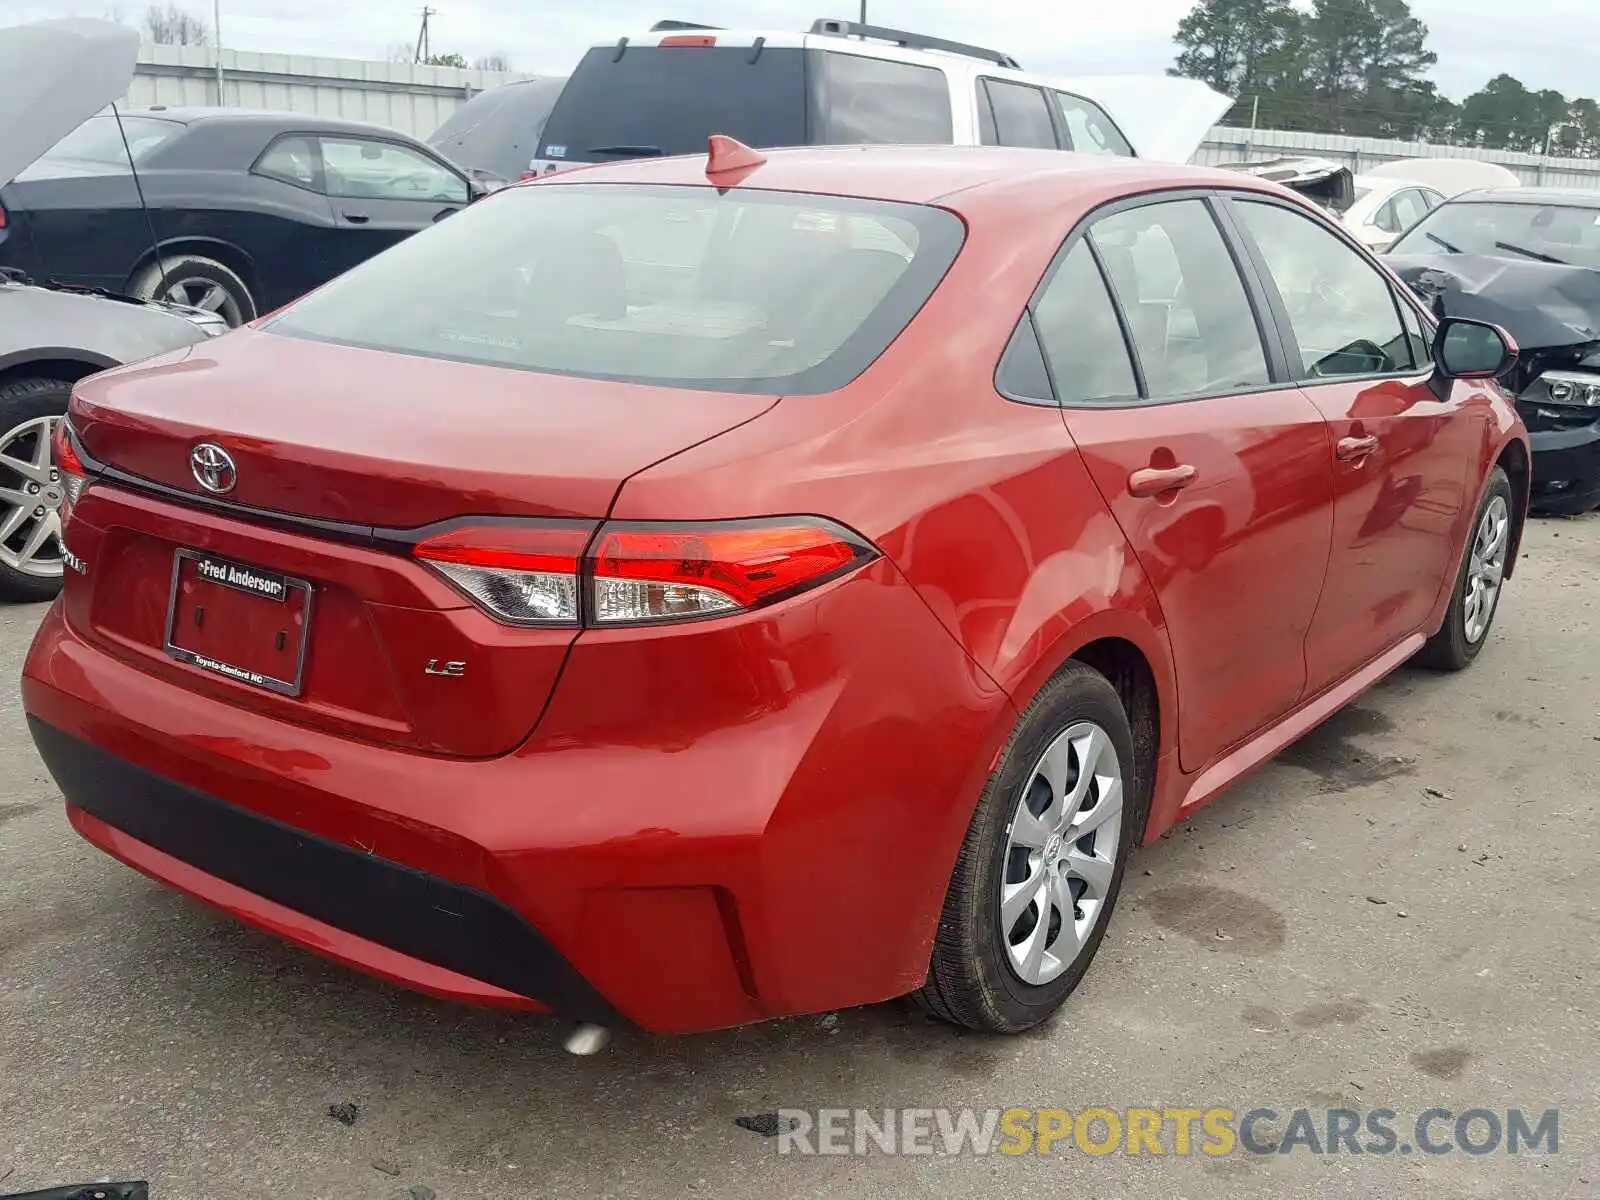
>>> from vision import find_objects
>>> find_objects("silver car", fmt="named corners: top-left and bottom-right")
top-left (0, 18), bottom-right (223, 601)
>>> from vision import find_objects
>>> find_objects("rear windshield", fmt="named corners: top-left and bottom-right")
top-left (428, 78), bottom-right (567, 179)
top-left (537, 46), bottom-right (807, 164)
top-left (40, 115), bottom-right (183, 169)
top-left (268, 183), bottom-right (965, 395)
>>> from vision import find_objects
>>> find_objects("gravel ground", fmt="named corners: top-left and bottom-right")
top-left (1, 513), bottom-right (1596, 1200)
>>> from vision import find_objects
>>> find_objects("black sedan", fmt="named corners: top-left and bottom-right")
top-left (1386, 186), bottom-right (1600, 516)
top-left (0, 107), bottom-right (482, 326)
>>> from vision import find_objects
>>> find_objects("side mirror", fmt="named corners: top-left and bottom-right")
top-left (1433, 317), bottom-right (1517, 380)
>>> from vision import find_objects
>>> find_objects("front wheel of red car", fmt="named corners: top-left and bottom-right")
top-left (916, 663), bottom-right (1139, 1033)
top-left (1417, 466), bottom-right (1514, 672)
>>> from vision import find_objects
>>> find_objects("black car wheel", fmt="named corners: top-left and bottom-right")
top-left (0, 376), bottom-right (72, 603)
top-left (1417, 466), bottom-right (1514, 671)
top-left (132, 255), bottom-right (257, 327)
top-left (914, 662), bottom-right (1140, 1033)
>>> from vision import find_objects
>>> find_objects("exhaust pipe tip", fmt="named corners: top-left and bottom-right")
top-left (564, 1023), bottom-right (611, 1056)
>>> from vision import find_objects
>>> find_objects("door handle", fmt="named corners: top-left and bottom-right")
top-left (1127, 464), bottom-right (1198, 498)
top-left (1336, 434), bottom-right (1379, 461)
top-left (341, 211), bottom-right (370, 224)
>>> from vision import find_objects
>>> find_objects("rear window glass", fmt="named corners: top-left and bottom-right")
top-left (428, 78), bottom-right (567, 179)
top-left (537, 46), bottom-right (807, 164)
top-left (1052, 91), bottom-right (1132, 156)
top-left (268, 183), bottom-right (965, 395)
top-left (39, 115), bottom-right (183, 169)
top-left (811, 52), bottom-right (952, 144)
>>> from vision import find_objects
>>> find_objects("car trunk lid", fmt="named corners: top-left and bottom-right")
top-left (64, 329), bottom-right (776, 757)
top-left (71, 328), bottom-right (776, 526)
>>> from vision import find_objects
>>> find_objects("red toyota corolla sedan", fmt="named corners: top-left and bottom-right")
top-left (24, 141), bottom-right (1529, 1038)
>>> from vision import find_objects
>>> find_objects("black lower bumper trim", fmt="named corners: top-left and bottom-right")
top-left (28, 718), bottom-right (618, 1024)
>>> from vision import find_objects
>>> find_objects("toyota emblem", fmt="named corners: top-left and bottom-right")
top-left (190, 442), bottom-right (237, 494)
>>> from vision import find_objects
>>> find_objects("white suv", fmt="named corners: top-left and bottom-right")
top-left (529, 17), bottom-right (1230, 175)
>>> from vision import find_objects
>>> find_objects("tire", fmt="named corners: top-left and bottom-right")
top-left (1417, 466), bottom-right (1514, 671)
top-left (0, 376), bottom-right (73, 603)
top-left (130, 254), bottom-right (256, 327)
top-left (915, 662), bottom-right (1140, 1033)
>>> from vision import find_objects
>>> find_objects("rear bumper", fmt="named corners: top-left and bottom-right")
top-left (31, 718), bottom-right (599, 1018)
top-left (1528, 421), bottom-right (1600, 513)
top-left (23, 561), bottom-right (1007, 1033)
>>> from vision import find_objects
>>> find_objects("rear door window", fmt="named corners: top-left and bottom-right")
top-left (536, 45), bottom-right (807, 164)
top-left (811, 52), bottom-right (953, 144)
top-left (1089, 199), bottom-right (1272, 401)
top-left (268, 183), bottom-right (965, 396)
top-left (980, 79), bottom-right (1060, 149)
top-left (1387, 188), bottom-right (1432, 233)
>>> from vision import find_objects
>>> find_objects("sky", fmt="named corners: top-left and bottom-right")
top-left (11, 0), bottom-right (1600, 103)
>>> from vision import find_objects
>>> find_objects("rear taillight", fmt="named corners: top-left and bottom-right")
top-left (412, 523), bottom-right (591, 626)
top-left (0, 201), bottom-right (8, 230)
top-left (591, 522), bottom-right (869, 623)
top-left (412, 518), bottom-right (876, 628)
top-left (53, 419), bottom-right (89, 507)
top-left (660, 34), bottom-right (717, 46)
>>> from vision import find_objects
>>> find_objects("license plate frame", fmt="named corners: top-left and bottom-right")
top-left (164, 549), bottom-right (314, 697)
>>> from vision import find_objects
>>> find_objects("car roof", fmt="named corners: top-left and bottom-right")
top-left (130, 106), bottom-right (422, 140)
top-left (1356, 174), bottom-right (1430, 191)
top-left (597, 20), bottom-right (1015, 72)
top-left (531, 143), bottom-right (1281, 209)
top-left (1451, 186), bottom-right (1600, 207)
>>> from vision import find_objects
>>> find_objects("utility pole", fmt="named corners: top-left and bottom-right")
top-left (213, 0), bottom-right (224, 104)
top-left (859, 1), bottom-right (867, 21)
top-left (414, 6), bottom-right (436, 64)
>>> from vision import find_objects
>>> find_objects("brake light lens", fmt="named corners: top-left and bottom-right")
top-left (413, 523), bottom-right (592, 626)
top-left (53, 419), bottom-right (89, 508)
top-left (660, 34), bottom-right (717, 46)
top-left (412, 518), bottom-right (877, 628)
top-left (591, 520), bottom-right (872, 624)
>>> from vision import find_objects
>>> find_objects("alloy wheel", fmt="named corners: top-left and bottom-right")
top-left (0, 414), bottom-right (66, 580)
top-left (1463, 494), bottom-right (1509, 644)
top-left (163, 276), bottom-right (246, 326)
top-left (999, 720), bottom-right (1125, 986)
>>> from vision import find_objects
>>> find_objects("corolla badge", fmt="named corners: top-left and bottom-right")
top-left (190, 442), bottom-right (237, 494)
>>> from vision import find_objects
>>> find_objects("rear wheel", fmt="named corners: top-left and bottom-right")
top-left (1417, 466), bottom-right (1513, 671)
top-left (915, 663), bottom-right (1138, 1033)
top-left (0, 377), bottom-right (71, 603)
top-left (131, 255), bottom-right (256, 327)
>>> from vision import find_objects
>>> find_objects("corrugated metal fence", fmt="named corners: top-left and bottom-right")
top-left (125, 47), bottom-right (1600, 187)
top-left (126, 45), bottom-right (534, 140)
top-left (1197, 126), bottom-right (1600, 190)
